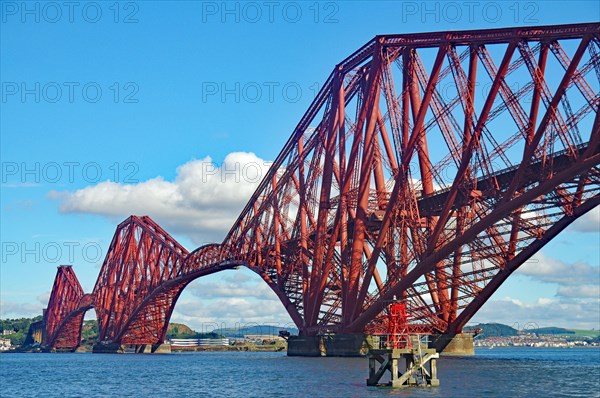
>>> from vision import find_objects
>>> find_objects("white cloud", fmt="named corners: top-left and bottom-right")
top-left (186, 280), bottom-right (280, 301)
top-left (36, 292), bottom-right (50, 305)
top-left (49, 152), bottom-right (272, 244)
top-left (472, 252), bottom-right (600, 329)
top-left (471, 296), bottom-right (600, 330)
top-left (171, 269), bottom-right (294, 331)
top-left (170, 298), bottom-right (293, 333)
top-left (185, 269), bottom-right (281, 302)
top-left (0, 301), bottom-right (44, 318)
top-left (517, 252), bottom-right (599, 299)
top-left (569, 205), bottom-right (600, 233)
top-left (557, 285), bottom-right (600, 299)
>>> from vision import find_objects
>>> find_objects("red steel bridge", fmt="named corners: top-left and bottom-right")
top-left (40, 23), bottom-right (600, 352)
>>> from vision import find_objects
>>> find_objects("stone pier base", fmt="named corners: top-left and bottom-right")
top-left (429, 333), bottom-right (474, 356)
top-left (149, 343), bottom-right (171, 353)
top-left (322, 334), bottom-right (372, 356)
top-left (288, 334), bottom-right (373, 357)
top-left (92, 342), bottom-right (171, 354)
top-left (92, 343), bottom-right (124, 353)
top-left (288, 333), bottom-right (474, 357)
top-left (287, 336), bottom-right (322, 356)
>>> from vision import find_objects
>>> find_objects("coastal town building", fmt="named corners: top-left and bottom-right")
top-left (0, 338), bottom-right (12, 351)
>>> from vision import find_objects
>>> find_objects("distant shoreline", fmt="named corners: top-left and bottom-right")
top-left (3, 345), bottom-right (599, 354)
top-left (474, 346), bottom-right (600, 349)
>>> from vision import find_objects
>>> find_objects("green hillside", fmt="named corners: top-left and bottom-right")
top-left (0, 317), bottom-right (222, 348)
top-left (2, 316), bottom-right (597, 348)
top-left (565, 329), bottom-right (600, 339)
top-left (0, 316), bottom-right (43, 346)
top-left (532, 327), bottom-right (575, 335)
top-left (166, 323), bottom-right (222, 339)
top-left (465, 323), bottom-right (518, 338)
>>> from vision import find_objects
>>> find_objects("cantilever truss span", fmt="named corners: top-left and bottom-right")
top-left (42, 23), bottom-right (600, 351)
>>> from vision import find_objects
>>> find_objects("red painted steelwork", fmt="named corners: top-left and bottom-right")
top-left (42, 23), bottom-right (600, 350)
top-left (44, 266), bottom-right (92, 350)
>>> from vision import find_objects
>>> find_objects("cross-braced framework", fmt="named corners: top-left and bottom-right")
top-left (42, 23), bottom-right (600, 351)
top-left (44, 266), bottom-right (93, 349)
top-left (92, 216), bottom-right (190, 345)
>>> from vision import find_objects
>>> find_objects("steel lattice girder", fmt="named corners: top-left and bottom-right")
top-left (219, 22), bottom-right (600, 335)
top-left (44, 266), bottom-right (92, 350)
top-left (92, 216), bottom-right (190, 344)
top-left (45, 23), bottom-right (600, 347)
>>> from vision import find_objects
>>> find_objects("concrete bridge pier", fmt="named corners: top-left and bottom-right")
top-left (92, 342), bottom-right (124, 353)
top-left (287, 334), bottom-right (373, 357)
top-left (429, 333), bottom-right (475, 356)
top-left (91, 342), bottom-right (171, 353)
top-left (287, 333), bottom-right (474, 357)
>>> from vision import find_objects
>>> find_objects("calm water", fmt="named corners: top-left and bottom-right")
top-left (1, 348), bottom-right (599, 397)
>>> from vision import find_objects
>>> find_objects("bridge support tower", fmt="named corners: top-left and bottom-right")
top-left (429, 333), bottom-right (474, 356)
top-left (287, 333), bottom-right (474, 356)
top-left (287, 334), bottom-right (375, 357)
top-left (92, 342), bottom-right (172, 353)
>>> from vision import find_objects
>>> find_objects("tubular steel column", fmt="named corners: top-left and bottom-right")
top-left (38, 24), bottom-right (600, 353)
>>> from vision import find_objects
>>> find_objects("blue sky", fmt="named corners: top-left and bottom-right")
top-left (1, 1), bottom-right (599, 332)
